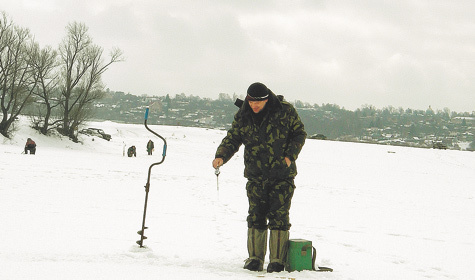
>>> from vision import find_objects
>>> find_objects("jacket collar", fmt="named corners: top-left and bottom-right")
top-left (238, 90), bottom-right (283, 117)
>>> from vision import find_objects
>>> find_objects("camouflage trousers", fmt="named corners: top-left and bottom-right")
top-left (246, 178), bottom-right (295, 231)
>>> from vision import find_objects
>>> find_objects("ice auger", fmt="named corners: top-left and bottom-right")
top-left (136, 108), bottom-right (167, 248)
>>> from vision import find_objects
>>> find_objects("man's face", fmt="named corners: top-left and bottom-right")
top-left (248, 99), bottom-right (268, 113)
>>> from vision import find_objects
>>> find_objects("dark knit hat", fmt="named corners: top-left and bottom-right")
top-left (247, 82), bottom-right (269, 101)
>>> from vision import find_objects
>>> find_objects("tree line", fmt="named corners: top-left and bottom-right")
top-left (0, 11), bottom-right (123, 141)
top-left (92, 91), bottom-right (475, 149)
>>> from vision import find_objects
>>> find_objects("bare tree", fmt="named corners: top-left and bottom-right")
top-left (58, 22), bottom-right (123, 141)
top-left (0, 12), bottom-right (38, 137)
top-left (29, 44), bottom-right (61, 135)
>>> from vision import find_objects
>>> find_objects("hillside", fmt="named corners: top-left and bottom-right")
top-left (86, 91), bottom-right (475, 150)
top-left (1, 116), bottom-right (475, 280)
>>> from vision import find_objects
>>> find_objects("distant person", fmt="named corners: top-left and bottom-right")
top-left (127, 146), bottom-right (137, 157)
top-left (147, 140), bottom-right (154, 155)
top-left (24, 138), bottom-right (36, 155)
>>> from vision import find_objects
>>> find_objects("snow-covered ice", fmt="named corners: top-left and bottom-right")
top-left (1, 116), bottom-right (474, 280)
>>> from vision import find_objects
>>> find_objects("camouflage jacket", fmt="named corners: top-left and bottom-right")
top-left (215, 92), bottom-right (306, 180)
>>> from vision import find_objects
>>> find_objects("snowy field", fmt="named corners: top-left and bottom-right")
top-left (1, 116), bottom-right (474, 280)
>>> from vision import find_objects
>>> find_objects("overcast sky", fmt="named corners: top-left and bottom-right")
top-left (2, 0), bottom-right (474, 112)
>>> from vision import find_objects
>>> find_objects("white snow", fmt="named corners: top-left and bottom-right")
top-left (1, 116), bottom-right (474, 280)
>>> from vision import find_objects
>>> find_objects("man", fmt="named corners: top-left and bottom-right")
top-left (212, 82), bottom-right (306, 272)
top-left (127, 145), bottom-right (136, 157)
top-left (147, 140), bottom-right (154, 155)
top-left (24, 138), bottom-right (36, 155)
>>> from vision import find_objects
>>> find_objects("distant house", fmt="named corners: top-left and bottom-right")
top-left (452, 117), bottom-right (475, 125)
top-left (309, 134), bottom-right (327, 140)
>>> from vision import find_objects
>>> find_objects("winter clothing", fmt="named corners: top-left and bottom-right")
top-left (267, 230), bottom-right (289, 272)
top-left (127, 146), bottom-right (136, 157)
top-left (213, 83), bottom-right (306, 271)
top-left (246, 178), bottom-right (295, 230)
top-left (24, 138), bottom-right (36, 155)
top-left (247, 82), bottom-right (270, 101)
top-left (244, 228), bottom-right (268, 271)
top-left (267, 262), bottom-right (285, 273)
top-left (147, 140), bottom-right (154, 155)
top-left (243, 259), bottom-right (262, 272)
top-left (215, 90), bottom-right (306, 180)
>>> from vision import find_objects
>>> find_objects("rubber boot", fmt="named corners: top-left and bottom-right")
top-left (243, 228), bottom-right (267, 271)
top-left (267, 230), bottom-right (289, 273)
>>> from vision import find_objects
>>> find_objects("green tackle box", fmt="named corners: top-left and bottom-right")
top-left (286, 239), bottom-right (313, 272)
